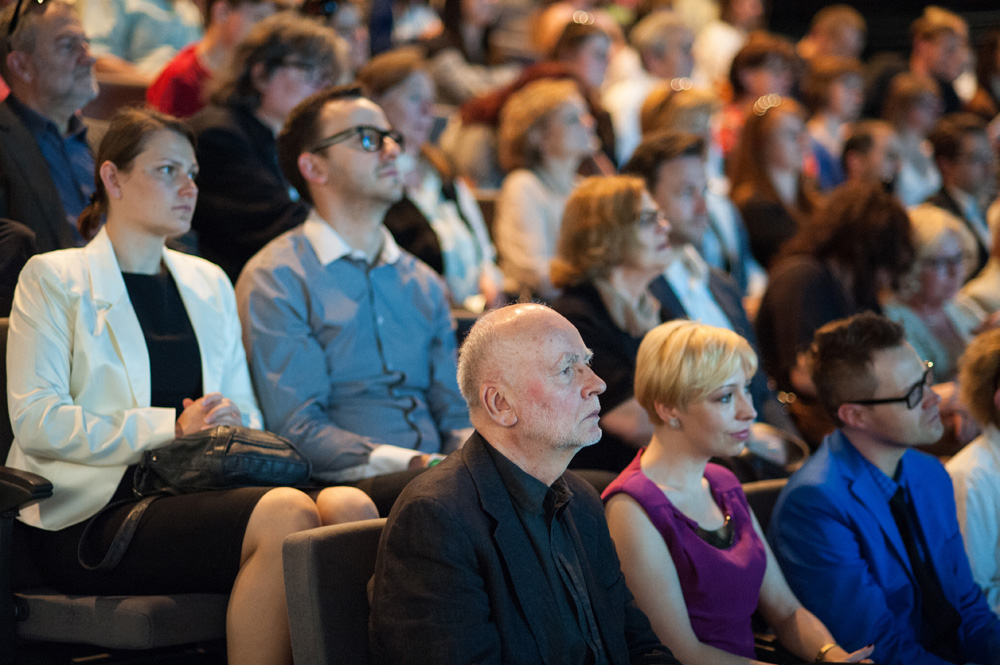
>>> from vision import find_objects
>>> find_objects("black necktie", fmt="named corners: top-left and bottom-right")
top-left (888, 487), bottom-right (962, 660)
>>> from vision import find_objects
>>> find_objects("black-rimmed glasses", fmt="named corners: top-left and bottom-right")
top-left (846, 361), bottom-right (934, 410)
top-left (307, 125), bottom-right (404, 154)
top-left (638, 210), bottom-right (668, 228)
top-left (6, 0), bottom-right (48, 45)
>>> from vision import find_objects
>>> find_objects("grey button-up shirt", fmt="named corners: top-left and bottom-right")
top-left (236, 210), bottom-right (471, 481)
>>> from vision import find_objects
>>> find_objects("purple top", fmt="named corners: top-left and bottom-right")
top-left (602, 451), bottom-right (767, 658)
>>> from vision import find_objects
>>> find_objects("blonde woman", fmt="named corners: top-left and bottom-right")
top-left (603, 320), bottom-right (874, 664)
top-left (493, 78), bottom-right (599, 300)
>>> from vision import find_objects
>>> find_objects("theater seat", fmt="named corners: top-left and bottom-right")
top-left (0, 317), bottom-right (230, 660)
top-left (283, 518), bottom-right (386, 665)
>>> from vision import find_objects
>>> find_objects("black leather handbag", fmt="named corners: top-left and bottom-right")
top-left (79, 426), bottom-right (311, 571)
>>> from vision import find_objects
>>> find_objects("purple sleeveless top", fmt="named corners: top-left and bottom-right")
top-left (602, 451), bottom-right (766, 658)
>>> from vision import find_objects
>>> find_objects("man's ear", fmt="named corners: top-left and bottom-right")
top-left (297, 151), bottom-right (328, 186)
top-left (482, 384), bottom-right (517, 427)
top-left (837, 402), bottom-right (866, 429)
top-left (6, 51), bottom-right (33, 84)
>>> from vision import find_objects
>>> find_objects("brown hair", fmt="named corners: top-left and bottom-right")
top-left (882, 73), bottom-right (940, 126)
top-left (800, 55), bottom-right (862, 115)
top-left (550, 175), bottom-right (646, 288)
top-left (959, 328), bottom-right (1000, 428)
top-left (551, 20), bottom-right (608, 61)
top-left (639, 85), bottom-right (719, 137)
top-left (78, 108), bottom-right (196, 241)
top-left (621, 130), bottom-right (704, 193)
top-left (729, 32), bottom-right (797, 99)
top-left (356, 46), bottom-right (425, 98)
top-left (498, 78), bottom-right (580, 171)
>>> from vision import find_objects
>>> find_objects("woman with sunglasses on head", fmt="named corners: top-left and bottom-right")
top-left (550, 175), bottom-right (672, 472)
top-left (602, 320), bottom-right (875, 665)
top-left (187, 12), bottom-right (347, 283)
top-left (6, 107), bottom-right (377, 665)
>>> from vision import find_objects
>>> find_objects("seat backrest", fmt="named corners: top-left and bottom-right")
top-left (742, 478), bottom-right (788, 534)
top-left (0, 317), bottom-right (13, 459)
top-left (282, 518), bottom-right (386, 665)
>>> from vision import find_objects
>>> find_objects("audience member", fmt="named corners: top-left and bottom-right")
top-left (883, 204), bottom-right (987, 382)
top-left (755, 183), bottom-right (914, 443)
top-left (549, 175), bottom-right (673, 471)
top-left (146, 0), bottom-right (276, 118)
top-left (728, 96), bottom-right (819, 268)
top-left (0, 0), bottom-right (97, 252)
top-left (604, 11), bottom-right (694, 163)
top-left (550, 18), bottom-right (612, 92)
top-left (493, 78), bottom-right (598, 300)
top-left (691, 0), bottom-right (763, 93)
top-left (882, 73), bottom-right (942, 207)
top-left (802, 55), bottom-right (863, 191)
top-left (369, 303), bottom-right (682, 665)
top-left (438, 63), bottom-right (615, 188)
top-left (840, 120), bottom-right (901, 193)
top-left (79, 0), bottom-right (203, 81)
top-left (236, 85), bottom-right (471, 483)
top-left (927, 112), bottom-right (997, 276)
top-left (960, 207), bottom-right (1000, 316)
top-left (604, 320), bottom-right (873, 664)
top-left (624, 131), bottom-right (794, 435)
top-left (796, 4), bottom-right (866, 62)
top-left (966, 30), bottom-right (1000, 122)
top-left (948, 327), bottom-right (1000, 616)
top-left (532, 4), bottom-right (621, 72)
top-left (769, 312), bottom-right (1000, 665)
top-left (359, 48), bottom-right (503, 310)
top-left (188, 13), bottom-right (344, 282)
top-left (323, 0), bottom-right (370, 74)
top-left (421, 0), bottom-right (519, 105)
top-left (5, 107), bottom-right (375, 665)
top-left (0, 218), bottom-right (36, 316)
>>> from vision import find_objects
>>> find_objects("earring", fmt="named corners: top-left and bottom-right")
top-left (669, 418), bottom-right (680, 429)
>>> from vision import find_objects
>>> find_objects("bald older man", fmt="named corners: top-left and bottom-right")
top-left (369, 304), bottom-right (679, 665)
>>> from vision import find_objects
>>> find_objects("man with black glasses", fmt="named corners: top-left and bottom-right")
top-left (235, 86), bottom-right (470, 493)
top-left (0, 0), bottom-right (97, 251)
top-left (769, 312), bottom-right (1000, 665)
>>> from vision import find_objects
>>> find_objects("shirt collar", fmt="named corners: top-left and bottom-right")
top-left (666, 244), bottom-right (711, 284)
top-left (843, 434), bottom-right (906, 501)
top-left (302, 208), bottom-right (401, 267)
top-left (7, 94), bottom-right (87, 139)
top-left (485, 440), bottom-right (572, 519)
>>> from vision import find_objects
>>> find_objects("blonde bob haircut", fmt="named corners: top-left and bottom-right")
top-left (958, 327), bottom-right (1000, 428)
top-left (896, 203), bottom-right (977, 300)
top-left (550, 175), bottom-right (647, 288)
top-left (634, 320), bottom-right (758, 425)
top-left (498, 79), bottom-right (581, 172)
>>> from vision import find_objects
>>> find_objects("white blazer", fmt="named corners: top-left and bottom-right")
top-left (6, 228), bottom-right (262, 531)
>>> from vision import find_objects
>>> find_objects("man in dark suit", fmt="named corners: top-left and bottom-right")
top-left (623, 131), bottom-right (794, 434)
top-left (0, 1), bottom-right (97, 252)
top-left (369, 304), bottom-right (680, 665)
top-left (926, 113), bottom-right (997, 277)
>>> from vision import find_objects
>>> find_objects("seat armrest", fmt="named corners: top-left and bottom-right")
top-left (0, 466), bottom-right (52, 514)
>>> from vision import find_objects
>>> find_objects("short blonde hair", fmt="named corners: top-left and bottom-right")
top-left (498, 79), bottom-right (580, 171)
top-left (959, 328), bottom-right (1000, 427)
top-left (550, 175), bottom-right (646, 288)
top-left (896, 203), bottom-right (977, 300)
top-left (640, 85), bottom-right (719, 137)
top-left (634, 320), bottom-right (758, 425)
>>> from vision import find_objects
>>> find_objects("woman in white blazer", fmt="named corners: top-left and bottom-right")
top-left (5, 108), bottom-right (376, 665)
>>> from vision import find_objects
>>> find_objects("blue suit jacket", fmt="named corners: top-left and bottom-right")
top-left (769, 430), bottom-right (1000, 665)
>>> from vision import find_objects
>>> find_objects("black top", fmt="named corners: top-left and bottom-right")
top-left (737, 195), bottom-right (801, 270)
top-left (552, 283), bottom-right (644, 473)
top-left (122, 269), bottom-right (202, 413)
top-left (487, 441), bottom-right (610, 665)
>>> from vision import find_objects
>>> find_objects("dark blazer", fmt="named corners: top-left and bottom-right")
top-left (0, 218), bottom-right (37, 316)
top-left (0, 100), bottom-right (77, 253)
top-left (369, 432), bottom-right (679, 665)
top-left (925, 188), bottom-right (989, 277)
top-left (189, 105), bottom-right (309, 283)
top-left (770, 430), bottom-right (1000, 664)
top-left (651, 270), bottom-right (792, 432)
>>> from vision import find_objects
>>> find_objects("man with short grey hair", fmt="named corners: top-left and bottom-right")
top-left (0, 0), bottom-right (98, 251)
top-left (370, 303), bottom-right (681, 665)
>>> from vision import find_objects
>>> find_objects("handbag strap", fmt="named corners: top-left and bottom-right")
top-left (77, 495), bottom-right (160, 572)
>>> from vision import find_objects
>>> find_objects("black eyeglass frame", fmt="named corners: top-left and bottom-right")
top-left (6, 0), bottom-right (47, 45)
top-left (307, 125), bottom-right (404, 154)
top-left (845, 361), bottom-right (934, 410)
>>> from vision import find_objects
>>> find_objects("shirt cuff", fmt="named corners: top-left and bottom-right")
top-left (327, 444), bottom-right (422, 482)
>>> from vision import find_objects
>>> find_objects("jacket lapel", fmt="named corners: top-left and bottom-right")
top-left (85, 228), bottom-right (150, 407)
top-left (464, 435), bottom-right (558, 665)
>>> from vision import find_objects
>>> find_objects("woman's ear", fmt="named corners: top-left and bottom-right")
top-left (99, 161), bottom-right (122, 200)
top-left (653, 402), bottom-right (681, 428)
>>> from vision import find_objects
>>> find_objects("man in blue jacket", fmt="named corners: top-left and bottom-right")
top-left (769, 312), bottom-right (1000, 665)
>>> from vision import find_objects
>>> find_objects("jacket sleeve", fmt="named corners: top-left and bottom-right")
top-left (7, 256), bottom-right (176, 466)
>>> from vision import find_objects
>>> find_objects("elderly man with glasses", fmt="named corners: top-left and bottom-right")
top-left (0, 0), bottom-right (97, 252)
top-left (235, 85), bottom-right (471, 502)
top-left (769, 312), bottom-right (1000, 665)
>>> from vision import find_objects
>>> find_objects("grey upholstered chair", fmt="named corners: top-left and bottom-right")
top-left (283, 518), bottom-right (387, 665)
top-left (0, 317), bottom-right (230, 659)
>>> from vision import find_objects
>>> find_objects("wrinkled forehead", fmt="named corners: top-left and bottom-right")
top-left (317, 97), bottom-right (390, 134)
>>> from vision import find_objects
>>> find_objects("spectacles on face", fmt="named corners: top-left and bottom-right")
top-left (278, 59), bottom-right (328, 87)
top-left (921, 252), bottom-right (965, 272)
top-left (637, 209), bottom-right (668, 228)
top-left (307, 125), bottom-right (405, 154)
top-left (846, 361), bottom-right (934, 410)
top-left (6, 0), bottom-right (50, 46)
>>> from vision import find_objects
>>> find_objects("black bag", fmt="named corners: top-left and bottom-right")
top-left (79, 426), bottom-right (311, 572)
